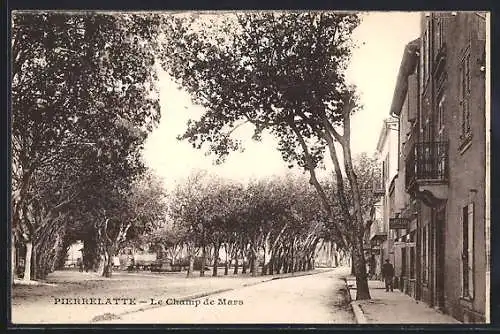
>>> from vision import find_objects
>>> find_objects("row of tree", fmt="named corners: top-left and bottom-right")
top-left (12, 11), bottom-right (382, 301)
top-left (11, 12), bottom-right (165, 280)
top-left (148, 171), bottom-right (339, 278)
top-left (158, 12), bottom-right (379, 299)
top-left (146, 148), bottom-right (379, 279)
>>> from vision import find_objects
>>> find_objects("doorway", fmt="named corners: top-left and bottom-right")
top-left (435, 206), bottom-right (446, 310)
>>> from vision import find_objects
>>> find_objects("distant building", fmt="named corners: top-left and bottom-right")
top-left (374, 117), bottom-right (399, 277)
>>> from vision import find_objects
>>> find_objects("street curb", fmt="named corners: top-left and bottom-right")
top-left (92, 268), bottom-right (333, 322)
top-left (343, 277), bottom-right (368, 324)
top-left (350, 301), bottom-right (368, 324)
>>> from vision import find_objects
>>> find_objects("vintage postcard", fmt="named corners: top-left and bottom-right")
top-left (10, 10), bottom-right (490, 325)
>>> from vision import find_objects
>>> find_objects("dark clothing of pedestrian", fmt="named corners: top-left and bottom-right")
top-left (382, 261), bottom-right (395, 292)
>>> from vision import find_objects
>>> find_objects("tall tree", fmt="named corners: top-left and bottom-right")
top-left (11, 12), bottom-right (162, 280)
top-left (161, 12), bottom-right (372, 299)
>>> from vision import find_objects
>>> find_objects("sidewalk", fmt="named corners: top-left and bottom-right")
top-left (344, 277), bottom-right (461, 324)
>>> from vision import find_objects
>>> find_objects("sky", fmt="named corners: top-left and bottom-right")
top-left (142, 12), bottom-right (421, 190)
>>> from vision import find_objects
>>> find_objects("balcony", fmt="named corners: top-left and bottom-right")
top-left (405, 141), bottom-right (449, 206)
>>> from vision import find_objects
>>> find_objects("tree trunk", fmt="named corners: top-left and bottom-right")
top-left (102, 249), bottom-right (113, 278)
top-left (233, 257), bottom-right (239, 275)
top-left (31, 246), bottom-right (37, 280)
top-left (212, 243), bottom-right (220, 277)
top-left (250, 250), bottom-right (257, 277)
top-left (23, 241), bottom-right (32, 281)
top-left (242, 252), bottom-right (247, 274)
top-left (224, 244), bottom-right (229, 275)
top-left (351, 253), bottom-right (356, 275)
top-left (200, 246), bottom-right (206, 277)
top-left (353, 241), bottom-right (371, 300)
top-left (261, 263), bottom-right (268, 276)
top-left (187, 255), bottom-right (194, 277)
top-left (97, 254), bottom-right (105, 276)
top-left (242, 261), bottom-right (247, 274)
top-left (11, 239), bottom-right (16, 284)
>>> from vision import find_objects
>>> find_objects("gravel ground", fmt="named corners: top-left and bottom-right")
top-left (11, 267), bottom-right (335, 324)
top-left (99, 267), bottom-right (354, 324)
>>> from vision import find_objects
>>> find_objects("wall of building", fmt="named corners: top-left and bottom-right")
top-left (441, 12), bottom-right (486, 323)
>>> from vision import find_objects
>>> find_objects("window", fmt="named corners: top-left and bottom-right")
top-left (423, 29), bottom-right (429, 84)
top-left (459, 46), bottom-right (472, 145)
top-left (462, 203), bottom-right (474, 299)
top-left (422, 225), bottom-right (428, 283)
top-left (436, 16), bottom-right (446, 50)
top-left (425, 18), bottom-right (431, 83)
top-left (436, 19), bottom-right (442, 50)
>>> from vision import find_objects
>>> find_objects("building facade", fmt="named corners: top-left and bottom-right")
top-left (371, 117), bottom-right (399, 278)
top-left (385, 12), bottom-right (487, 323)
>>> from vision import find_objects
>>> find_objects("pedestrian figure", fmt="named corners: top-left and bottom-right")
top-left (382, 259), bottom-right (394, 292)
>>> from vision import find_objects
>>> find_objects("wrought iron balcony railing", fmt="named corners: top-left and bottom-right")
top-left (405, 141), bottom-right (449, 190)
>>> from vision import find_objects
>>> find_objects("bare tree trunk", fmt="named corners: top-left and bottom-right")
top-left (102, 246), bottom-right (115, 278)
top-left (242, 261), bottom-right (247, 274)
top-left (352, 239), bottom-right (370, 300)
top-left (250, 249), bottom-right (257, 277)
top-left (200, 245), bottom-right (206, 277)
top-left (224, 243), bottom-right (229, 275)
top-left (11, 238), bottom-right (16, 283)
top-left (212, 242), bottom-right (220, 277)
top-left (233, 257), bottom-right (239, 275)
top-left (97, 254), bottom-right (105, 276)
top-left (187, 254), bottom-right (194, 277)
top-left (351, 252), bottom-right (356, 275)
top-left (23, 241), bottom-right (32, 281)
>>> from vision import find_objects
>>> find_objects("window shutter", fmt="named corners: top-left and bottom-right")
top-left (468, 203), bottom-right (474, 298)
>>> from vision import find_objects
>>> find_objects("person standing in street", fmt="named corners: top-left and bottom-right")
top-left (382, 259), bottom-right (395, 292)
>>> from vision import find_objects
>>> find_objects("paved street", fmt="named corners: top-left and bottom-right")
top-left (100, 267), bottom-right (354, 324)
top-left (11, 267), bottom-right (345, 324)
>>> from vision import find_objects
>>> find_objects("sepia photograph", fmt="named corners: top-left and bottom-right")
top-left (10, 10), bottom-right (490, 325)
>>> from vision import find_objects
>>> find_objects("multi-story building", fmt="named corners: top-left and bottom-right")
top-left (389, 37), bottom-right (421, 298)
top-left (388, 12), bottom-right (487, 323)
top-left (367, 199), bottom-right (384, 277)
top-left (373, 117), bottom-right (399, 277)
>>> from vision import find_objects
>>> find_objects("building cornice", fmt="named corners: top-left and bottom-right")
top-left (376, 117), bottom-right (399, 153)
top-left (389, 38), bottom-right (421, 117)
